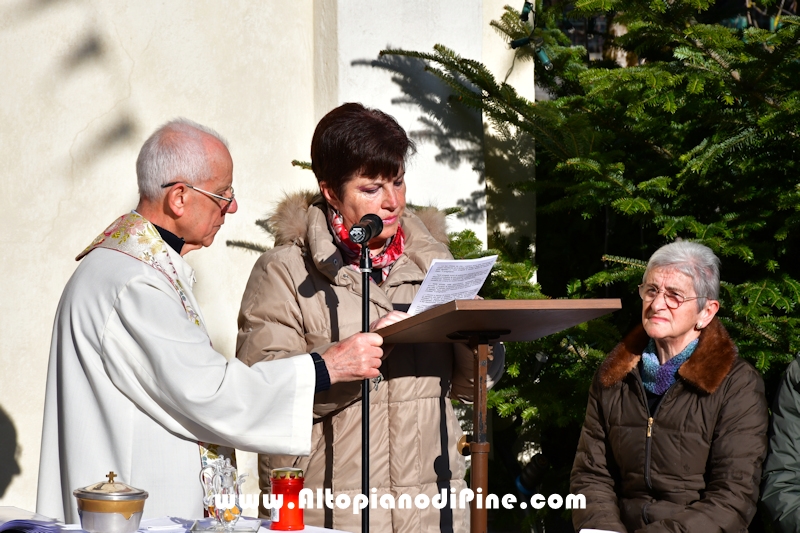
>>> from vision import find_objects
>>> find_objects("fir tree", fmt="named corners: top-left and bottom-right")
top-left (384, 1), bottom-right (800, 529)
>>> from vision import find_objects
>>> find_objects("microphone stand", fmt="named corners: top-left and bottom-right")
top-left (359, 243), bottom-right (371, 533)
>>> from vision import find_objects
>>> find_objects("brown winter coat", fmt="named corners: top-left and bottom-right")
top-left (570, 318), bottom-right (768, 533)
top-left (236, 192), bottom-right (504, 533)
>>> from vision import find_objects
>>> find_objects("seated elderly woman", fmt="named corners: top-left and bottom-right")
top-left (570, 241), bottom-right (768, 532)
top-left (236, 103), bottom-right (503, 532)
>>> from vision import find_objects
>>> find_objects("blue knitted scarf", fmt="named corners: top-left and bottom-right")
top-left (641, 338), bottom-right (698, 395)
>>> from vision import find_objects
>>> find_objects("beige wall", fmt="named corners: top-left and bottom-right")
top-left (0, 0), bottom-right (320, 511)
top-left (0, 0), bottom-right (529, 515)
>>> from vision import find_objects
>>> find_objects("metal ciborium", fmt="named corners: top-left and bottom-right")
top-left (200, 458), bottom-right (247, 531)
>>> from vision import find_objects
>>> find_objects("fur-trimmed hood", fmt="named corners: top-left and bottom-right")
top-left (598, 317), bottom-right (737, 394)
top-left (266, 190), bottom-right (450, 247)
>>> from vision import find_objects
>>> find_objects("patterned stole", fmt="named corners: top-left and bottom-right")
top-left (78, 212), bottom-right (237, 472)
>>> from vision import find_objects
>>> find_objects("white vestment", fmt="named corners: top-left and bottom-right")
top-left (37, 216), bottom-right (315, 523)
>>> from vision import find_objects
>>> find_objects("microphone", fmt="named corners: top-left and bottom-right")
top-left (349, 214), bottom-right (383, 244)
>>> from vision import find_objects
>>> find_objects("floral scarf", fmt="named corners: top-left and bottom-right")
top-left (78, 212), bottom-right (235, 474)
top-left (328, 207), bottom-right (405, 281)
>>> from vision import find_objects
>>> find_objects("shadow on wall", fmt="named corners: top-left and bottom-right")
top-left (353, 54), bottom-right (537, 252)
top-left (57, 27), bottom-right (141, 165)
top-left (2, 0), bottom-right (140, 171)
top-left (1, 0), bottom-right (74, 28)
top-left (0, 405), bottom-right (21, 498)
top-left (74, 115), bottom-right (139, 166)
top-left (56, 28), bottom-right (140, 167)
top-left (61, 30), bottom-right (104, 72)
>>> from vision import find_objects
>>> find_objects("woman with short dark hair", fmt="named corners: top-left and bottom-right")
top-left (237, 103), bottom-right (504, 532)
top-left (570, 241), bottom-right (768, 532)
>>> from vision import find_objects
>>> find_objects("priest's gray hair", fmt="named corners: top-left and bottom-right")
top-left (136, 118), bottom-right (229, 201)
top-left (643, 240), bottom-right (720, 309)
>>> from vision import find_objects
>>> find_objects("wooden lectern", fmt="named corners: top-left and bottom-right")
top-left (377, 299), bottom-right (621, 533)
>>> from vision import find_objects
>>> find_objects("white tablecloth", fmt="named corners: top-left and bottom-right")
top-left (0, 507), bottom-right (348, 533)
top-left (138, 516), bottom-right (348, 533)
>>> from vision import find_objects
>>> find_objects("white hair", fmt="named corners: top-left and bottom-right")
top-left (643, 240), bottom-right (721, 309)
top-left (136, 118), bottom-right (229, 201)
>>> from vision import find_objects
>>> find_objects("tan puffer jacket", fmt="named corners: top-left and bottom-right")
top-left (236, 192), bottom-right (504, 533)
top-left (570, 318), bottom-right (768, 533)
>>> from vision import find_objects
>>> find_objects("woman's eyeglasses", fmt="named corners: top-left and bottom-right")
top-left (638, 284), bottom-right (706, 309)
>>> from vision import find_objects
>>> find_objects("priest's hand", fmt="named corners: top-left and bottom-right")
top-left (322, 332), bottom-right (384, 384)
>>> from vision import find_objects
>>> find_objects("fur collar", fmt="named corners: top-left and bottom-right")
top-left (266, 190), bottom-right (450, 247)
top-left (598, 317), bottom-right (737, 394)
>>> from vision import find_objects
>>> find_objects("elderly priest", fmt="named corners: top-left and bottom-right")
top-left (37, 119), bottom-right (384, 523)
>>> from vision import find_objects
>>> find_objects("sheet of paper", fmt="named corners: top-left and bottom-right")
top-left (0, 506), bottom-right (60, 533)
top-left (407, 255), bottom-right (497, 316)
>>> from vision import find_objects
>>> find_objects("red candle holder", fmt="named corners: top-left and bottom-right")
top-left (269, 468), bottom-right (304, 531)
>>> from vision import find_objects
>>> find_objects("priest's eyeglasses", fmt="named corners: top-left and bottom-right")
top-left (161, 181), bottom-right (235, 206)
top-left (638, 284), bottom-right (706, 309)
